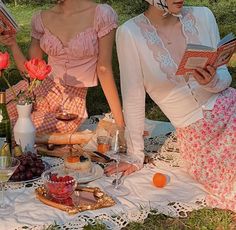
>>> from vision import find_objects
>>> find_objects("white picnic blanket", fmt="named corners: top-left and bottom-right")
top-left (1, 119), bottom-right (208, 230)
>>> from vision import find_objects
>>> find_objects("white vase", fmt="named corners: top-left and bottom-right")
top-left (13, 103), bottom-right (36, 152)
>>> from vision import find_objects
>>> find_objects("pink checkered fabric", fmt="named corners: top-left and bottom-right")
top-left (6, 78), bottom-right (87, 133)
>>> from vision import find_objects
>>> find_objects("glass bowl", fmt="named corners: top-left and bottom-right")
top-left (41, 167), bottom-right (77, 200)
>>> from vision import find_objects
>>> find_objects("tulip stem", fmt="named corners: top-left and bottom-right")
top-left (2, 71), bottom-right (17, 99)
top-left (28, 78), bottom-right (37, 94)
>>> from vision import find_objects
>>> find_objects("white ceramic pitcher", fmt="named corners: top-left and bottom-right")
top-left (13, 103), bottom-right (36, 152)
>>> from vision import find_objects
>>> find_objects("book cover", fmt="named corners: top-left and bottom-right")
top-left (0, 1), bottom-right (18, 35)
top-left (176, 33), bottom-right (236, 76)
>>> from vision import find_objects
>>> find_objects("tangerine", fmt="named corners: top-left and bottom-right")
top-left (152, 172), bottom-right (167, 188)
top-left (66, 156), bottom-right (80, 163)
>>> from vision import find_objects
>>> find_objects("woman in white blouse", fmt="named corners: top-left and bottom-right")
top-left (106, 0), bottom-right (236, 212)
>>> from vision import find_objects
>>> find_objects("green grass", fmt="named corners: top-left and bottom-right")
top-left (81, 208), bottom-right (235, 230)
top-left (0, 2), bottom-right (236, 230)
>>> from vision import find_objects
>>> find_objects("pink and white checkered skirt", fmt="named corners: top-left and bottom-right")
top-left (6, 78), bottom-right (87, 133)
top-left (177, 87), bottom-right (236, 212)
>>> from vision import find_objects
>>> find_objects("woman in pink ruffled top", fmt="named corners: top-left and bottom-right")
top-left (0, 0), bottom-right (124, 133)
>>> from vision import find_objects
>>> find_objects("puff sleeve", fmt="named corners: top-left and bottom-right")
top-left (31, 11), bottom-right (44, 40)
top-left (95, 4), bottom-right (118, 38)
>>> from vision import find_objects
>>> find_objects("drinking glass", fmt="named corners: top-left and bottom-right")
top-left (105, 129), bottom-right (130, 196)
top-left (0, 156), bottom-right (20, 215)
top-left (55, 108), bottom-right (78, 153)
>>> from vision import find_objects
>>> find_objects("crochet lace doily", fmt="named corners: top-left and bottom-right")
top-left (12, 119), bottom-right (206, 230)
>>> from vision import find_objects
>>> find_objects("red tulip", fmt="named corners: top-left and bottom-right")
top-left (0, 52), bottom-right (10, 70)
top-left (24, 58), bottom-right (51, 80)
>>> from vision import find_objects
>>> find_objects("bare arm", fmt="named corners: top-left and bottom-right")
top-left (0, 35), bottom-right (43, 72)
top-left (28, 37), bottom-right (44, 59)
top-left (97, 29), bottom-right (125, 128)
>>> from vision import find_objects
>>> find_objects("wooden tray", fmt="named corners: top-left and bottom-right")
top-left (36, 144), bottom-right (109, 163)
top-left (35, 186), bottom-right (116, 215)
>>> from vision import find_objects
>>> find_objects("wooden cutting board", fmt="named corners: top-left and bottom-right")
top-left (36, 144), bottom-right (109, 163)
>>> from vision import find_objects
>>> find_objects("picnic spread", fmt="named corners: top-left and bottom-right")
top-left (1, 116), bottom-right (209, 230)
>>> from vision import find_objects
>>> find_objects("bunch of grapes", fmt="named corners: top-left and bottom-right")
top-left (10, 152), bottom-right (45, 181)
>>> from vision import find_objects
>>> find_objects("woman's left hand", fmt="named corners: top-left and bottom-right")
top-left (105, 161), bottom-right (138, 176)
top-left (193, 65), bottom-right (216, 85)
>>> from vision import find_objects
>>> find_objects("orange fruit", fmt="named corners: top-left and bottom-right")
top-left (66, 156), bottom-right (80, 163)
top-left (152, 172), bottom-right (167, 188)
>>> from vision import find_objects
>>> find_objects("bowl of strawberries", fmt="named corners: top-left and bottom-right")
top-left (42, 167), bottom-right (77, 200)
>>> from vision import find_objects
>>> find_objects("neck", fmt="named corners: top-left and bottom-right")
top-left (57, 0), bottom-right (93, 14)
top-left (145, 5), bottom-right (179, 27)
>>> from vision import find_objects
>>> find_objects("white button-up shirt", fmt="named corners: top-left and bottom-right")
top-left (116, 7), bottom-right (232, 167)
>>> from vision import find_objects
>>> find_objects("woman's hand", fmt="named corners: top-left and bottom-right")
top-left (0, 34), bottom-right (17, 48)
top-left (193, 65), bottom-right (216, 85)
top-left (105, 161), bottom-right (138, 176)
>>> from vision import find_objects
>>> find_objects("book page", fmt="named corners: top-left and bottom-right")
top-left (187, 44), bottom-right (214, 51)
top-left (215, 41), bottom-right (236, 67)
top-left (176, 50), bottom-right (216, 76)
top-left (184, 57), bottom-right (209, 69)
top-left (217, 32), bottom-right (235, 47)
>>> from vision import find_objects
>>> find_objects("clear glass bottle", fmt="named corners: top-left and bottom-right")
top-left (0, 92), bottom-right (11, 156)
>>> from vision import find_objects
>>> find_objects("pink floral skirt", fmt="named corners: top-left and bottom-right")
top-left (177, 87), bottom-right (236, 212)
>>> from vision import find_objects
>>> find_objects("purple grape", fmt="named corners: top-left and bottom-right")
top-left (31, 154), bottom-right (37, 160)
top-left (31, 167), bottom-right (37, 174)
top-left (11, 174), bottom-right (20, 181)
top-left (21, 160), bottom-right (27, 166)
top-left (39, 164), bottom-right (45, 170)
top-left (35, 162), bottom-right (41, 167)
top-left (19, 173), bottom-right (26, 181)
top-left (26, 171), bottom-right (33, 180)
top-left (19, 165), bottom-right (25, 172)
top-left (36, 168), bottom-right (43, 176)
top-left (28, 160), bottom-right (35, 167)
top-left (13, 174), bottom-right (20, 181)
top-left (14, 167), bottom-right (20, 174)
top-left (36, 159), bottom-right (43, 163)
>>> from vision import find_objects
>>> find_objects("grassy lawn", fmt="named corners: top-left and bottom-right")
top-left (0, 1), bottom-right (235, 230)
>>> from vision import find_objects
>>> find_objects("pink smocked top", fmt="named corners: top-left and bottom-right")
top-left (31, 4), bottom-right (118, 87)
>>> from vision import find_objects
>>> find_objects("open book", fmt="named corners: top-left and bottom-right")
top-left (0, 0), bottom-right (18, 35)
top-left (176, 33), bottom-right (236, 76)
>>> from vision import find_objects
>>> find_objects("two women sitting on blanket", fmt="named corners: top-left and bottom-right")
top-left (0, 0), bottom-right (235, 213)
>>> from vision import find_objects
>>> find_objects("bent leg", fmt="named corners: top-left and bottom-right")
top-left (32, 79), bottom-right (87, 133)
top-left (177, 87), bottom-right (236, 212)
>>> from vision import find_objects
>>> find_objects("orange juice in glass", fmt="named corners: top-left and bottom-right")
top-left (97, 136), bottom-right (110, 154)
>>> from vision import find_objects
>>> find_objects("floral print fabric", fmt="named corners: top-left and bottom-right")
top-left (177, 87), bottom-right (236, 212)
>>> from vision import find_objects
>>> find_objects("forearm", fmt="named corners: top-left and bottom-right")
top-left (97, 68), bottom-right (125, 128)
top-left (10, 43), bottom-right (27, 72)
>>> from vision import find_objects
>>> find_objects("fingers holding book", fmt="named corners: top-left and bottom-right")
top-left (0, 33), bottom-right (16, 47)
top-left (193, 65), bottom-right (216, 85)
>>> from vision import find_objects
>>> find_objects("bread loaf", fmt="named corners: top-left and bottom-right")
top-left (36, 131), bottom-right (94, 145)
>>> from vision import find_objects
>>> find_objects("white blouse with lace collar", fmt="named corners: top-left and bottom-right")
top-left (116, 6), bottom-right (232, 168)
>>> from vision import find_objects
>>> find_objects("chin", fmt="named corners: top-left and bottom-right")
top-left (169, 7), bottom-right (183, 15)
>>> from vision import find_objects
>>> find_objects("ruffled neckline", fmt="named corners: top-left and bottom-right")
top-left (38, 4), bottom-right (100, 48)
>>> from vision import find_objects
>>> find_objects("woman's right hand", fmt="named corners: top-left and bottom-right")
top-left (105, 161), bottom-right (139, 176)
top-left (0, 34), bottom-right (17, 48)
